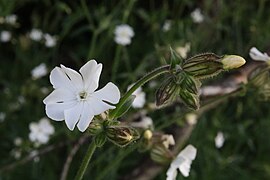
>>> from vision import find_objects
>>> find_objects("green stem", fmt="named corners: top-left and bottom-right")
top-left (87, 31), bottom-right (98, 59)
top-left (74, 140), bottom-right (97, 180)
top-left (112, 46), bottom-right (122, 81)
top-left (110, 65), bottom-right (171, 119)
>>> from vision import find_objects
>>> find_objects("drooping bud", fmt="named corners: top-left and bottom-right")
top-left (106, 126), bottom-right (140, 147)
top-left (156, 76), bottom-right (180, 107)
top-left (150, 145), bottom-right (173, 164)
top-left (221, 55), bottom-right (246, 70)
top-left (180, 73), bottom-right (201, 94)
top-left (182, 53), bottom-right (224, 79)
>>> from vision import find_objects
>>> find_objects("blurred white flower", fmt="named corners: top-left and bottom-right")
top-left (166, 145), bottom-right (197, 179)
top-left (162, 20), bottom-right (172, 32)
top-left (131, 116), bottom-right (153, 129)
top-left (162, 134), bottom-right (175, 149)
top-left (249, 47), bottom-right (270, 62)
top-left (191, 8), bottom-right (204, 23)
top-left (43, 60), bottom-right (121, 132)
top-left (29, 29), bottom-right (43, 41)
top-left (14, 137), bottom-right (23, 146)
top-left (185, 113), bottom-right (197, 125)
top-left (0, 112), bottom-right (6, 122)
top-left (176, 43), bottom-right (191, 59)
top-left (41, 87), bottom-right (49, 94)
top-left (127, 84), bottom-right (146, 108)
top-left (11, 149), bottom-right (21, 159)
top-left (0, 31), bottom-right (11, 42)
top-left (18, 95), bottom-right (26, 104)
top-left (44, 33), bottom-right (57, 47)
top-left (215, 131), bottom-right (225, 148)
top-left (29, 118), bottom-right (54, 146)
top-left (31, 63), bottom-right (48, 80)
top-left (114, 24), bottom-right (134, 46)
top-left (5, 14), bottom-right (17, 25)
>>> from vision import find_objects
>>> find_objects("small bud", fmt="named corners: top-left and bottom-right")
top-left (179, 90), bottom-right (200, 110)
top-left (221, 55), bottom-right (246, 70)
top-left (156, 76), bottom-right (180, 106)
top-left (106, 126), bottom-right (140, 147)
top-left (94, 133), bottom-right (107, 147)
top-left (185, 113), bottom-right (198, 125)
top-left (88, 121), bottom-right (103, 136)
top-left (150, 145), bottom-right (173, 164)
top-left (143, 130), bottom-right (153, 140)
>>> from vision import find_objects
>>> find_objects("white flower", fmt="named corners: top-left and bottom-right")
top-left (162, 20), bottom-right (172, 32)
top-left (162, 134), bottom-right (175, 149)
top-left (249, 47), bottom-right (270, 62)
top-left (43, 60), bottom-right (121, 132)
top-left (131, 116), bottom-right (153, 129)
top-left (0, 112), bottom-right (6, 122)
top-left (127, 84), bottom-right (146, 108)
top-left (14, 137), bottom-right (23, 146)
top-left (44, 33), bottom-right (57, 47)
top-left (191, 8), bottom-right (204, 23)
top-left (215, 131), bottom-right (225, 148)
top-left (0, 31), bottom-right (11, 42)
top-left (166, 145), bottom-right (197, 180)
top-left (29, 118), bottom-right (54, 146)
top-left (176, 43), bottom-right (191, 59)
top-left (31, 63), bottom-right (48, 80)
top-left (5, 14), bottom-right (17, 25)
top-left (29, 29), bottom-right (43, 41)
top-left (114, 24), bottom-right (134, 46)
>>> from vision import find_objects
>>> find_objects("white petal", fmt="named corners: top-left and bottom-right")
top-left (166, 166), bottom-right (178, 180)
top-left (179, 160), bottom-right (191, 177)
top-left (93, 82), bottom-right (120, 104)
top-left (43, 88), bottom-right (76, 104)
top-left (45, 101), bottom-right (77, 121)
top-left (88, 96), bottom-right (115, 115)
top-left (64, 103), bottom-right (83, 130)
top-left (50, 67), bottom-right (76, 92)
top-left (79, 60), bottom-right (102, 92)
top-left (77, 102), bottom-right (94, 132)
top-left (177, 145), bottom-right (197, 160)
top-left (60, 65), bottom-right (84, 91)
top-left (249, 47), bottom-right (270, 61)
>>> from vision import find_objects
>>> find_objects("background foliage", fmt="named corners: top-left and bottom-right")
top-left (1, 0), bottom-right (270, 179)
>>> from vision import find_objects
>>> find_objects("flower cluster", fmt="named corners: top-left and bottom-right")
top-left (29, 29), bottom-right (57, 47)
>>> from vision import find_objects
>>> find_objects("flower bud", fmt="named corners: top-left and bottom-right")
top-left (156, 76), bottom-right (180, 107)
top-left (143, 130), bottom-right (153, 140)
top-left (179, 90), bottom-right (200, 110)
top-left (88, 121), bottom-right (103, 136)
top-left (221, 55), bottom-right (246, 70)
top-left (94, 133), bottom-right (107, 147)
top-left (182, 53), bottom-right (223, 79)
top-left (150, 145), bottom-right (173, 164)
top-left (106, 126), bottom-right (140, 147)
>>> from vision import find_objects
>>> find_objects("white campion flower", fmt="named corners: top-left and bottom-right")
top-left (249, 47), bottom-right (270, 62)
top-left (166, 145), bottom-right (197, 180)
top-left (127, 84), bottom-right (146, 108)
top-left (215, 131), bottom-right (225, 148)
top-left (14, 137), bottom-right (23, 146)
top-left (29, 118), bottom-right (55, 146)
top-left (43, 60), bottom-right (121, 132)
top-left (114, 24), bottom-right (134, 46)
top-left (5, 14), bottom-right (17, 25)
top-left (0, 31), bottom-right (11, 42)
top-left (44, 33), bottom-right (57, 47)
top-left (31, 63), bottom-right (48, 80)
top-left (131, 116), bottom-right (153, 129)
top-left (162, 134), bottom-right (175, 149)
top-left (191, 8), bottom-right (204, 23)
top-left (29, 29), bottom-right (43, 41)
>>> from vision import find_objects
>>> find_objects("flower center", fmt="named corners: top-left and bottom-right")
top-left (78, 91), bottom-right (88, 101)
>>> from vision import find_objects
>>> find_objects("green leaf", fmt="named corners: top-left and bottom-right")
top-left (109, 95), bottom-right (136, 119)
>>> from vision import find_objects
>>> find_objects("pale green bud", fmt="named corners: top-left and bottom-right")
top-left (221, 55), bottom-right (246, 70)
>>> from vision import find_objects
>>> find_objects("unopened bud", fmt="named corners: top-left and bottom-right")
top-left (88, 121), bottom-right (103, 136)
top-left (94, 133), bottom-right (107, 147)
top-left (221, 55), bottom-right (246, 70)
top-left (143, 130), bottom-right (153, 140)
top-left (150, 145), bottom-right (173, 164)
top-left (106, 126), bottom-right (140, 147)
top-left (179, 90), bottom-right (200, 110)
top-left (156, 76), bottom-right (180, 107)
